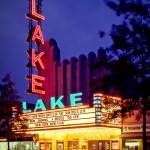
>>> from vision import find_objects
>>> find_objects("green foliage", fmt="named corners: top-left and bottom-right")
top-left (104, 0), bottom-right (150, 71)
top-left (92, 0), bottom-right (150, 149)
top-left (0, 72), bottom-right (20, 102)
top-left (0, 73), bottom-right (28, 148)
top-left (102, 0), bottom-right (150, 108)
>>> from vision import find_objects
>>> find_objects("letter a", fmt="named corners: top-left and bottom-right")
top-left (34, 99), bottom-right (46, 111)
top-left (31, 25), bottom-right (44, 45)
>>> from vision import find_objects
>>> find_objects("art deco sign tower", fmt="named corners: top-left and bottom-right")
top-left (25, 0), bottom-right (45, 95)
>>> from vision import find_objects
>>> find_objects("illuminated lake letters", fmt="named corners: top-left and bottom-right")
top-left (23, 92), bottom-right (83, 113)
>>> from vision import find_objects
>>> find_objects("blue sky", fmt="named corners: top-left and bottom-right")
top-left (0, 0), bottom-right (122, 103)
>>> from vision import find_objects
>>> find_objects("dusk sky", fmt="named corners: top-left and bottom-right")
top-left (0, 0), bottom-right (122, 103)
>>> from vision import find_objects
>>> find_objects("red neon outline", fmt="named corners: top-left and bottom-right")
top-left (25, 75), bottom-right (45, 94)
top-left (31, 74), bottom-right (45, 94)
top-left (25, 0), bottom-right (45, 21)
top-left (32, 0), bottom-right (45, 20)
top-left (31, 25), bottom-right (44, 45)
top-left (25, 14), bottom-right (40, 22)
top-left (26, 49), bottom-right (45, 69)
top-left (32, 49), bottom-right (45, 69)
top-left (31, 0), bottom-right (45, 21)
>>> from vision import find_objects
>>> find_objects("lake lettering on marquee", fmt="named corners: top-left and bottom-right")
top-left (23, 92), bottom-right (83, 113)
top-left (25, 0), bottom-right (45, 94)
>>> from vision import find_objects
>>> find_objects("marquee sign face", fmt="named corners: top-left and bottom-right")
top-left (22, 105), bottom-right (96, 130)
top-left (21, 93), bottom-right (122, 130)
top-left (93, 93), bottom-right (121, 124)
top-left (25, 0), bottom-right (45, 95)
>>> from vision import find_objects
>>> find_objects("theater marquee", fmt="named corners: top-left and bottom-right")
top-left (23, 105), bottom-right (96, 130)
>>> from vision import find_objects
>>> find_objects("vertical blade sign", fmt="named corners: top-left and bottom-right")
top-left (25, 0), bottom-right (45, 95)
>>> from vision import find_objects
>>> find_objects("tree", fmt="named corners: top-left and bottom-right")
top-left (0, 73), bottom-right (28, 150)
top-left (91, 0), bottom-right (150, 149)
top-left (90, 50), bottom-right (140, 119)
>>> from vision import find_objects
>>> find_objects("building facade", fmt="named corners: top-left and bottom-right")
top-left (38, 38), bottom-right (107, 107)
top-left (121, 110), bottom-right (150, 150)
top-left (1, 39), bottom-right (149, 150)
top-left (25, 39), bottom-right (121, 150)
